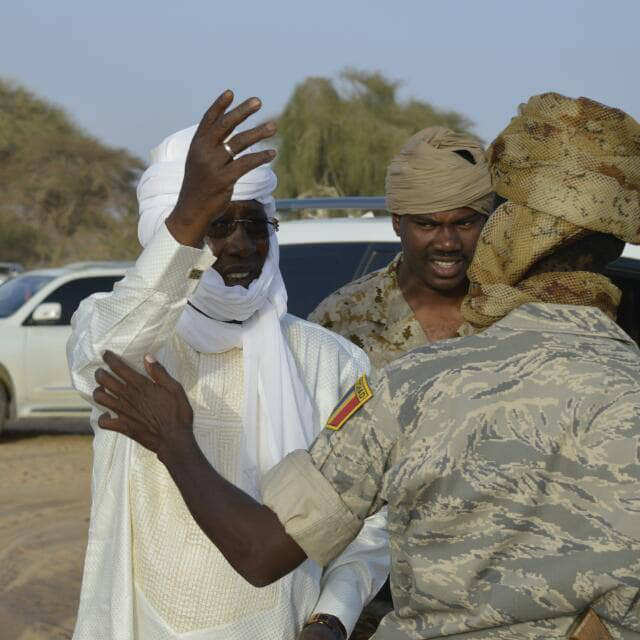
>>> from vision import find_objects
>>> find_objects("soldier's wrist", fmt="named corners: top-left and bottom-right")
top-left (304, 613), bottom-right (347, 640)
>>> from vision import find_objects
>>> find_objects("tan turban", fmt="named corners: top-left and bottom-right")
top-left (461, 92), bottom-right (640, 330)
top-left (385, 126), bottom-right (493, 216)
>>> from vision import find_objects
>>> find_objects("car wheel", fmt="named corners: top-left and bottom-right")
top-left (0, 384), bottom-right (7, 436)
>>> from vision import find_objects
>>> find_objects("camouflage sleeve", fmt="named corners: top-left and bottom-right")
top-left (261, 374), bottom-right (399, 567)
top-left (309, 374), bottom-right (399, 518)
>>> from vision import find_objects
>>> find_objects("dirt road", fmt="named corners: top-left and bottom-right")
top-left (0, 422), bottom-right (387, 640)
top-left (0, 423), bottom-right (92, 640)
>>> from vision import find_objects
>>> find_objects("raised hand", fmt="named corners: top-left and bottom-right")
top-left (93, 351), bottom-right (195, 462)
top-left (166, 90), bottom-right (277, 247)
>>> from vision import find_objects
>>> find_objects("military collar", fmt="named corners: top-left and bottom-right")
top-left (361, 252), bottom-right (403, 325)
top-left (383, 254), bottom-right (415, 324)
top-left (371, 254), bottom-right (428, 343)
top-left (497, 303), bottom-right (637, 347)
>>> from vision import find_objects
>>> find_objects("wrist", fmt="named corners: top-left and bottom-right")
top-left (304, 613), bottom-right (347, 640)
top-left (158, 429), bottom-right (198, 469)
top-left (165, 206), bottom-right (209, 248)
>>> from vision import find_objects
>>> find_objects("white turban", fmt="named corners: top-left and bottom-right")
top-left (137, 124), bottom-right (277, 247)
top-left (136, 125), bottom-right (315, 499)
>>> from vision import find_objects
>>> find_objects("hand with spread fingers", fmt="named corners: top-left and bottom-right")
top-left (94, 350), bottom-right (195, 462)
top-left (166, 90), bottom-right (277, 248)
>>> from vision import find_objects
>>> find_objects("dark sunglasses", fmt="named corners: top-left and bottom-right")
top-left (207, 217), bottom-right (280, 240)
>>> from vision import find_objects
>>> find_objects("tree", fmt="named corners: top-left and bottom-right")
top-left (0, 79), bottom-right (143, 267)
top-left (274, 69), bottom-right (475, 199)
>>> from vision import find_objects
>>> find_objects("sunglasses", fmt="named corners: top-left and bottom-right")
top-left (207, 217), bottom-right (280, 240)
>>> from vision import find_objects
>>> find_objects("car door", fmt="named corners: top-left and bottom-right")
top-left (22, 275), bottom-right (121, 414)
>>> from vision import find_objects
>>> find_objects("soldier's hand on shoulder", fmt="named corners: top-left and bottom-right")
top-left (93, 351), bottom-right (195, 463)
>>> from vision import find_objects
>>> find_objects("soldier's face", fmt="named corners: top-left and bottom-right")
top-left (392, 208), bottom-right (486, 292)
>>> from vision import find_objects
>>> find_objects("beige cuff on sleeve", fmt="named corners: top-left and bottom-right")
top-left (261, 450), bottom-right (363, 567)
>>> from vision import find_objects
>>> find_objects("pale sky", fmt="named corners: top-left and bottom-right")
top-left (2, 1), bottom-right (638, 161)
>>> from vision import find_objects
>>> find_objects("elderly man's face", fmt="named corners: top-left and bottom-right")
top-left (392, 208), bottom-right (485, 293)
top-left (205, 200), bottom-right (271, 288)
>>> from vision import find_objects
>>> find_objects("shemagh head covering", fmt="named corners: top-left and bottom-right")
top-left (137, 125), bottom-right (314, 498)
top-left (385, 126), bottom-right (494, 216)
top-left (461, 92), bottom-right (640, 330)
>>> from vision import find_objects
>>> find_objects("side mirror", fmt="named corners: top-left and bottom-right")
top-left (31, 302), bottom-right (62, 325)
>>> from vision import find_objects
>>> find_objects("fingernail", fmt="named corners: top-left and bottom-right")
top-left (267, 149), bottom-right (277, 158)
top-left (144, 353), bottom-right (156, 363)
top-left (250, 97), bottom-right (261, 108)
top-left (265, 122), bottom-right (276, 133)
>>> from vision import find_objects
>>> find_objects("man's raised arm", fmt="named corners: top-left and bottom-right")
top-left (67, 91), bottom-right (277, 402)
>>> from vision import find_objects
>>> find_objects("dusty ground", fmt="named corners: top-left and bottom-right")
top-left (0, 421), bottom-right (92, 640)
top-left (0, 420), bottom-right (388, 640)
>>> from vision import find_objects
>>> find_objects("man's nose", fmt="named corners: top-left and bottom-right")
top-left (225, 223), bottom-right (256, 255)
top-left (433, 225), bottom-right (462, 252)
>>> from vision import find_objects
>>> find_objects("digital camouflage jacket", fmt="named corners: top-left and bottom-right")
top-left (264, 303), bottom-right (640, 639)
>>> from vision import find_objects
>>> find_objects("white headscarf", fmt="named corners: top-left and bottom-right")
top-left (137, 125), bottom-right (314, 497)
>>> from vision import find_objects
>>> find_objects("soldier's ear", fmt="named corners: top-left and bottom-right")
top-left (391, 214), bottom-right (402, 237)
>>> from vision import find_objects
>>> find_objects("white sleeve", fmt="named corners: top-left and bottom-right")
top-left (312, 508), bottom-right (389, 635)
top-left (66, 223), bottom-right (213, 404)
top-left (311, 347), bottom-right (390, 636)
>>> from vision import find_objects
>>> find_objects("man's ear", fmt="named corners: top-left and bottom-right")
top-left (391, 214), bottom-right (402, 238)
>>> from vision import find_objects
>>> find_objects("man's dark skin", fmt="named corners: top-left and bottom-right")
top-left (206, 199), bottom-right (271, 289)
top-left (392, 208), bottom-right (486, 341)
top-left (95, 90), bottom-right (338, 640)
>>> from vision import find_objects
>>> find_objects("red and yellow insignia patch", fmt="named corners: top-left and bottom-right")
top-left (326, 374), bottom-right (373, 431)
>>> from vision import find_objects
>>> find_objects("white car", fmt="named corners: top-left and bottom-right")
top-left (0, 262), bottom-right (23, 285)
top-left (1, 197), bottom-right (638, 434)
top-left (0, 262), bottom-right (132, 431)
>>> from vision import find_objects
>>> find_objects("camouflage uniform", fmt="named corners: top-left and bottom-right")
top-left (263, 303), bottom-right (640, 639)
top-left (308, 254), bottom-right (428, 369)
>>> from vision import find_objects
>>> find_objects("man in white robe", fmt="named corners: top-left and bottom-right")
top-left (67, 93), bottom-right (389, 640)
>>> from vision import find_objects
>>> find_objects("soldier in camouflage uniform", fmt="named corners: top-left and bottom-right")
top-left (95, 94), bottom-right (640, 639)
top-left (309, 127), bottom-right (494, 369)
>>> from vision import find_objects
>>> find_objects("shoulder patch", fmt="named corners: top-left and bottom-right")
top-left (326, 374), bottom-right (373, 431)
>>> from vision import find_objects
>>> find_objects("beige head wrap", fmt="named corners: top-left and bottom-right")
top-left (461, 92), bottom-right (640, 330)
top-left (385, 126), bottom-right (493, 216)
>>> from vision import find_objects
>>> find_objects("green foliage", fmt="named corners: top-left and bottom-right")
top-left (0, 79), bottom-right (143, 267)
top-left (275, 69), bottom-right (474, 198)
top-left (0, 71), bottom-right (476, 266)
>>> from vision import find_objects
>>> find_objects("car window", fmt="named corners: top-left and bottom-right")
top-left (279, 242), bottom-right (400, 318)
top-left (355, 242), bottom-right (401, 277)
top-left (0, 274), bottom-right (54, 318)
top-left (27, 276), bottom-right (122, 326)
